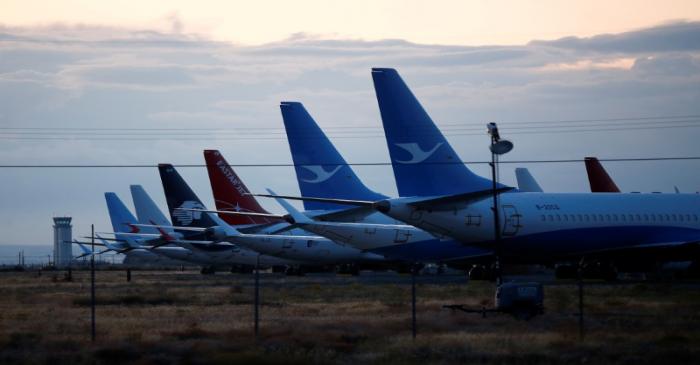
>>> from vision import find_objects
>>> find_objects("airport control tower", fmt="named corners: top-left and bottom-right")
top-left (53, 217), bottom-right (72, 267)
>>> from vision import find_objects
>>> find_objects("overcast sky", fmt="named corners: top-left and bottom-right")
top-left (1, 2), bottom-right (699, 246)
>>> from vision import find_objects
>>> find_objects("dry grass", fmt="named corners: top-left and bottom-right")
top-left (0, 270), bottom-right (698, 364)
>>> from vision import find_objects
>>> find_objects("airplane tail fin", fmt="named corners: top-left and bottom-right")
top-left (280, 101), bottom-right (387, 210)
top-left (203, 149), bottom-right (282, 225)
top-left (130, 185), bottom-right (174, 234)
top-left (371, 68), bottom-right (494, 196)
top-left (104, 192), bottom-right (158, 241)
top-left (584, 157), bottom-right (620, 193)
top-left (158, 164), bottom-right (219, 228)
top-left (515, 168), bottom-right (543, 192)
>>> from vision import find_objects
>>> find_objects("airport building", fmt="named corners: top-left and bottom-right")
top-left (53, 217), bottom-right (72, 267)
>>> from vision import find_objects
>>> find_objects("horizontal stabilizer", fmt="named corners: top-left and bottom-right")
top-left (408, 187), bottom-right (514, 210)
top-left (175, 207), bottom-right (284, 219)
top-left (128, 224), bottom-right (206, 232)
top-left (252, 193), bottom-right (375, 207)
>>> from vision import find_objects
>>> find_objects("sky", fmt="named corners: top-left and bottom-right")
top-left (0, 1), bottom-right (699, 248)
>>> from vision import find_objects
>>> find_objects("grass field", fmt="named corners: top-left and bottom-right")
top-left (1, 269), bottom-right (699, 364)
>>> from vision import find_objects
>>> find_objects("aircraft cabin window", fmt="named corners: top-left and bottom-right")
top-left (541, 215), bottom-right (546, 222)
top-left (694, 214), bottom-right (698, 221)
top-left (570, 215), bottom-right (576, 222)
top-left (651, 215), bottom-right (656, 222)
top-left (672, 214), bottom-right (677, 221)
top-left (628, 214), bottom-right (634, 221)
top-left (577, 214), bottom-right (583, 221)
top-left (612, 214), bottom-right (618, 221)
top-left (556, 215), bottom-right (561, 221)
top-left (598, 214), bottom-right (604, 222)
top-left (686, 214), bottom-right (691, 221)
top-left (584, 214), bottom-right (590, 222)
top-left (679, 215), bottom-right (684, 222)
top-left (644, 214), bottom-right (649, 221)
top-left (606, 214), bottom-right (611, 221)
top-left (665, 214), bottom-right (670, 221)
top-left (621, 214), bottom-right (626, 222)
top-left (592, 215), bottom-right (597, 222)
top-left (635, 214), bottom-right (641, 221)
top-left (548, 215), bottom-right (554, 222)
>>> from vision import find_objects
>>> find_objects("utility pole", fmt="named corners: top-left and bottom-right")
top-left (254, 254), bottom-right (260, 341)
top-left (90, 224), bottom-right (96, 342)
top-left (487, 123), bottom-right (512, 285)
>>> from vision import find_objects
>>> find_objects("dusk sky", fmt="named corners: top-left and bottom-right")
top-left (1, 1), bottom-right (699, 247)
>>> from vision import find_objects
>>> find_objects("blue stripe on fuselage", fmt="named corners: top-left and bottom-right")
top-left (495, 225), bottom-right (700, 258)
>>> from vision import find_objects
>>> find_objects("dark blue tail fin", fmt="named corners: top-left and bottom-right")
top-left (158, 164), bottom-right (218, 228)
top-left (371, 68), bottom-right (493, 196)
top-left (280, 101), bottom-right (387, 210)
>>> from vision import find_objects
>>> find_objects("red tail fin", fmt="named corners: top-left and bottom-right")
top-left (204, 150), bottom-right (282, 225)
top-left (584, 157), bottom-right (621, 193)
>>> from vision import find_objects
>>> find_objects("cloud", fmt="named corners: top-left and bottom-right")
top-left (530, 21), bottom-right (700, 53)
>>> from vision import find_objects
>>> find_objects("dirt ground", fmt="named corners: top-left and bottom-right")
top-left (0, 269), bottom-right (698, 364)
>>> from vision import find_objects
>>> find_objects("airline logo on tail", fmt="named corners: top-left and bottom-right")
top-left (172, 201), bottom-right (205, 225)
top-left (300, 165), bottom-right (343, 183)
top-left (393, 143), bottom-right (443, 164)
top-left (216, 158), bottom-right (247, 195)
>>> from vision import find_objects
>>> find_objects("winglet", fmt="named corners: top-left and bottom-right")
top-left (266, 188), bottom-right (312, 224)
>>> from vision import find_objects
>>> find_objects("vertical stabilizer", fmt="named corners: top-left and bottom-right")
top-left (515, 168), bottom-right (543, 192)
top-left (158, 164), bottom-right (218, 228)
top-left (105, 192), bottom-right (158, 241)
top-left (584, 157), bottom-right (621, 193)
top-left (371, 68), bottom-right (493, 196)
top-left (280, 101), bottom-right (387, 210)
top-left (204, 150), bottom-right (283, 225)
top-left (130, 185), bottom-right (174, 233)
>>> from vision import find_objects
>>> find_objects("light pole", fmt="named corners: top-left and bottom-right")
top-left (487, 122), bottom-right (513, 285)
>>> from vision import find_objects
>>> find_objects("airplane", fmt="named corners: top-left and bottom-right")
top-left (258, 68), bottom-right (700, 275)
top-left (156, 164), bottom-right (386, 266)
top-left (129, 184), bottom-right (301, 271)
top-left (104, 192), bottom-right (204, 265)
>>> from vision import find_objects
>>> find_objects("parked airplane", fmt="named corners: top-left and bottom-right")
top-left (104, 192), bottom-right (202, 264)
top-left (261, 68), bottom-right (700, 271)
top-left (274, 101), bottom-right (493, 262)
top-left (129, 184), bottom-right (300, 270)
top-left (157, 164), bottom-right (385, 265)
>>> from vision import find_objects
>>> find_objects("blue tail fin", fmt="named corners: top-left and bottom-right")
top-left (105, 192), bottom-right (158, 241)
top-left (130, 185), bottom-right (175, 234)
top-left (158, 164), bottom-right (218, 228)
top-left (280, 101), bottom-right (387, 210)
top-left (371, 68), bottom-right (493, 196)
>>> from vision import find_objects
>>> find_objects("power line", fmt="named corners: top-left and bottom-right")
top-left (2, 118), bottom-right (699, 136)
top-left (2, 114), bottom-right (699, 132)
top-left (1, 156), bottom-right (699, 168)
top-left (1, 121), bottom-right (699, 141)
